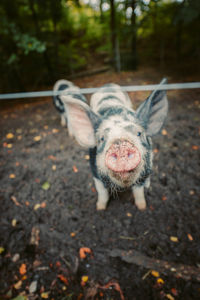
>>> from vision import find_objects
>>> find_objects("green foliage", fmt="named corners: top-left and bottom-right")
top-left (0, 0), bottom-right (199, 92)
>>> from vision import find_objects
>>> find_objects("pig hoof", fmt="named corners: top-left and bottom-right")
top-left (96, 202), bottom-right (107, 210)
top-left (135, 202), bottom-right (146, 211)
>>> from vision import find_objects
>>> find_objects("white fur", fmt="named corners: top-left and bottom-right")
top-left (132, 186), bottom-right (146, 210)
top-left (94, 177), bottom-right (109, 210)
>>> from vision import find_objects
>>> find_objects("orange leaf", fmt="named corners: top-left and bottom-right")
top-left (187, 233), bottom-right (193, 241)
top-left (79, 247), bottom-right (92, 259)
top-left (40, 202), bottom-right (46, 208)
top-left (162, 196), bottom-right (167, 201)
top-left (19, 263), bottom-right (27, 275)
top-left (192, 145), bottom-right (199, 150)
top-left (73, 165), bottom-right (78, 173)
top-left (57, 274), bottom-right (69, 285)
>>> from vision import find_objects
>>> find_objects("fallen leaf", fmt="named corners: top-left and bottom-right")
top-left (126, 212), bottom-right (132, 217)
top-left (171, 288), bottom-right (178, 296)
top-left (79, 247), bottom-right (92, 259)
top-left (153, 148), bottom-right (159, 153)
top-left (44, 125), bottom-right (48, 130)
top-left (34, 204), bottom-right (41, 210)
top-left (192, 145), bottom-right (199, 150)
top-left (161, 129), bottom-right (168, 136)
top-left (9, 174), bottom-right (16, 179)
top-left (170, 236), bottom-right (178, 242)
top-left (42, 182), bottom-right (50, 190)
top-left (3, 142), bottom-right (8, 147)
top-left (30, 227), bottom-right (40, 246)
top-left (0, 247), bottom-right (5, 254)
top-left (33, 136), bottom-right (41, 142)
top-left (73, 165), bottom-right (78, 173)
top-left (12, 219), bottom-right (17, 227)
top-left (15, 162), bottom-right (20, 166)
top-left (17, 135), bottom-right (22, 140)
top-left (187, 233), bottom-right (193, 241)
top-left (166, 294), bottom-right (175, 300)
top-left (6, 133), bottom-right (14, 139)
top-left (14, 280), bottom-right (22, 290)
top-left (25, 201), bottom-right (30, 206)
top-left (11, 196), bottom-right (21, 206)
top-left (189, 190), bottom-right (195, 195)
top-left (162, 196), bottom-right (167, 201)
top-left (16, 128), bottom-right (22, 134)
top-left (151, 270), bottom-right (160, 277)
top-left (85, 155), bottom-right (90, 160)
top-left (29, 280), bottom-right (38, 293)
top-left (52, 128), bottom-right (59, 133)
top-left (81, 275), bottom-right (88, 283)
top-left (70, 232), bottom-right (76, 237)
top-left (52, 165), bottom-right (56, 171)
top-left (19, 263), bottom-right (27, 275)
top-left (157, 278), bottom-right (164, 284)
top-left (41, 292), bottom-right (49, 299)
top-left (7, 143), bottom-right (13, 148)
top-left (11, 295), bottom-right (26, 300)
top-left (12, 253), bottom-right (20, 262)
top-left (40, 202), bottom-right (46, 208)
top-left (48, 155), bottom-right (57, 161)
top-left (58, 274), bottom-right (69, 285)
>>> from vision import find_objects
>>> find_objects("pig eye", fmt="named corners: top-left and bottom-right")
top-left (137, 132), bottom-right (142, 137)
top-left (99, 136), bottom-right (104, 143)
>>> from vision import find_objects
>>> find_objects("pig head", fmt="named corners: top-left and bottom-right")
top-left (60, 79), bottom-right (168, 210)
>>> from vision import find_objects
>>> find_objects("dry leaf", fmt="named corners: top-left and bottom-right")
top-left (161, 129), bottom-right (168, 136)
top-left (6, 133), bottom-right (14, 139)
top-left (70, 232), bottom-right (76, 237)
top-left (42, 182), bottom-right (50, 190)
top-left (40, 202), bottom-right (46, 208)
top-left (33, 136), bottom-right (41, 142)
top-left (19, 263), bottom-right (27, 275)
top-left (7, 143), bottom-right (13, 148)
top-left (34, 204), bottom-right (41, 210)
top-left (126, 212), bottom-right (132, 217)
top-left (57, 274), bottom-right (69, 285)
top-left (170, 236), bottom-right (178, 242)
top-left (79, 247), bottom-right (92, 259)
top-left (9, 174), bottom-right (16, 179)
top-left (153, 148), bottom-right (159, 153)
top-left (192, 145), bottom-right (199, 150)
top-left (0, 247), bottom-right (5, 254)
top-left (171, 288), bottom-right (178, 296)
top-left (41, 292), bottom-right (49, 299)
top-left (151, 270), bottom-right (159, 277)
top-left (73, 165), bottom-right (78, 173)
top-left (52, 165), bottom-right (56, 171)
top-left (85, 155), bottom-right (90, 160)
top-left (162, 196), bottom-right (167, 201)
top-left (14, 280), bottom-right (22, 290)
top-left (81, 275), bottom-right (88, 283)
top-left (12, 219), bottom-right (17, 227)
top-left (11, 196), bottom-right (21, 206)
top-left (52, 128), bottom-right (59, 133)
top-left (157, 278), bottom-right (164, 284)
top-left (187, 233), bottom-right (193, 241)
top-left (166, 294), bottom-right (175, 300)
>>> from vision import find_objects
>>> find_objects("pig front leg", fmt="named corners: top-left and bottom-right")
top-left (132, 185), bottom-right (146, 210)
top-left (93, 177), bottom-right (109, 210)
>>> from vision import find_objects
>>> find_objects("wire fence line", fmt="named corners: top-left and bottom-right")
top-left (0, 82), bottom-right (200, 101)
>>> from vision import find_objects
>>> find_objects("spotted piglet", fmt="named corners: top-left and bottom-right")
top-left (59, 79), bottom-right (168, 210)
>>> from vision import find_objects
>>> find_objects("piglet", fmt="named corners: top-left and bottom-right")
top-left (58, 79), bottom-right (168, 210)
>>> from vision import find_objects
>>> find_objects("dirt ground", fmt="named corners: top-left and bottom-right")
top-left (0, 69), bottom-right (200, 300)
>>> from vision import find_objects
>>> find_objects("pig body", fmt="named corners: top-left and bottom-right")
top-left (58, 79), bottom-right (168, 210)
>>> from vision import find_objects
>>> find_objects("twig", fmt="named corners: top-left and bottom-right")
top-left (110, 249), bottom-right (200, 282)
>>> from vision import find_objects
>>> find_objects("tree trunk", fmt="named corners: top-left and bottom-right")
top-left (110, 0), bottom-right (121, 72)
top-left (131, 0), bottom-right (137, 69)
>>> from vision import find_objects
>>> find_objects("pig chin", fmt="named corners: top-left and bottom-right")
top-left (108, 165), bottom-right (141, 187)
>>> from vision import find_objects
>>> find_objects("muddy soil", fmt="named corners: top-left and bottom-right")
top-left (0, 69), bottom-right (200, 300)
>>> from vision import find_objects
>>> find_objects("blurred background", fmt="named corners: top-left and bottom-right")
top-left (0, 0), bottom-right (199, 93)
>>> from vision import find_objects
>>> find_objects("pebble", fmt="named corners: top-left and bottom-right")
top-left (12, 253), bottom-right (20, 262)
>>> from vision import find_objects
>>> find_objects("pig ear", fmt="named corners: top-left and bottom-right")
top-left (61, 96), bottom-right (100, 148)
top-left (136, 78), bottom-right (168, 136)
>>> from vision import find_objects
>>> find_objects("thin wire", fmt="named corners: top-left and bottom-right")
top-left (0, 82), bottom-right (200, 101)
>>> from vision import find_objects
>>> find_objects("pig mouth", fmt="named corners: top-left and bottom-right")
top-left (105, 140), bottom-right (141, 181)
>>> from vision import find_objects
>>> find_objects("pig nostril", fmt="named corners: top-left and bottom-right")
top-left (128, 152), bottom-right (134, 159)
top-left (111, 153), bottom-right (117, 160)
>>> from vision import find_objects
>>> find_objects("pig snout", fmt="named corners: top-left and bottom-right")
top-left (105, 140), bottom-right (141, 174)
